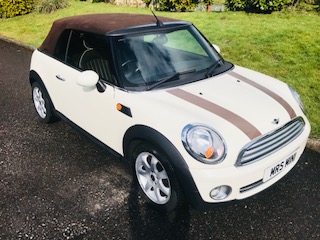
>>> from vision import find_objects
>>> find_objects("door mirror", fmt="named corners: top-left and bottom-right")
top-left (77, 70), bottom-right (99, 89)
top-left (212, 44), bottom-right (221, 54)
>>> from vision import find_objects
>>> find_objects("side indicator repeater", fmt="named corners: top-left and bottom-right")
top-left (116, 103), bottom-right (132, 117)
top-left (116, 103), bottom-right (122, 111)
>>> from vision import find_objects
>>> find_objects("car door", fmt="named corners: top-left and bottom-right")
top-left (52, 30), bottom-right (123, 150)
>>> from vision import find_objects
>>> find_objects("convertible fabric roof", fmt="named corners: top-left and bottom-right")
top-left (39, 13), bottom-right (178, 55)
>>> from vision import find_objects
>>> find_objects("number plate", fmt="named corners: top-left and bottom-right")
top-left (263, 151), bottom-right (297, 182)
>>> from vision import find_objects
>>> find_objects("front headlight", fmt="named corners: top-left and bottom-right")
top-left (289, 86), bottom-right (305, 113)
top-left (181, 124), bottom-right (227, 164)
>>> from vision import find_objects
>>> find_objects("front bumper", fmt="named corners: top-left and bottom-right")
top-left (188, 124), bottom-right (310, 205)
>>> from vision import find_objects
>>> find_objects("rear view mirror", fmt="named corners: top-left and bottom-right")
top-left (77, 70), bottom-right (99, 89)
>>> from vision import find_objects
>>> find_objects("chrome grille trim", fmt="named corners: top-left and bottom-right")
top-left (236, 117), bottom-right (305, 166)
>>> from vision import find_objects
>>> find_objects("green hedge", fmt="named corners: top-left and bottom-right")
top-left (225, 0), bottom-right (292, 12)
top-left (146, 0), bottom-right (213, 11)
top-left (290, 0), bottom-right (320, 11)
top-left (0, 0), bottom-right (34, 18)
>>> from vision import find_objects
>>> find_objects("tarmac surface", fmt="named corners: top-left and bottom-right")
top-left (0, 39), bottom-right (320, 239)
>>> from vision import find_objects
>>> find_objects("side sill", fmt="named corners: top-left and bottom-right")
top-left (55, 111), bottom-right (123, 160)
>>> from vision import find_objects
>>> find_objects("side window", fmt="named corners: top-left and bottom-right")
top-left (66, 31), bottom-right (113, 84)
top-left (54, 30), bottom-right (71, 61)
top-left (65, 30), bottom-right (86, 67)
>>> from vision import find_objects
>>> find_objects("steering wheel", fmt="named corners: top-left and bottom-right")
top-left (121, 59), bottom-right (135, 68)
top-left (122, 59), bottom-right (141, 79)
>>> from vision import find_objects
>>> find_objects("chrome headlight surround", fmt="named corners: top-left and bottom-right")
top-left (181, 124), bottom-right (227, 164)
top-left (289, 85), bottom-right (305, 113)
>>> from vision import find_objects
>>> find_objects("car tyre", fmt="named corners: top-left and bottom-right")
top-left (132, 142), bottom-right (183, 212)
top-left (32, 82), bottom-right (57, 123)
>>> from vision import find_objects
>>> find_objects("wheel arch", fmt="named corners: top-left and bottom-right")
top-left (29, 70), bottom-right (59, 124)
top-left (29, 70), bottom-right (42, 86)
top-left (123, 125), bottom-right (178, 162)
top-left (123, 124), bottom-right (203, 208)
top-left (29, 70), bottom-right (56, 110)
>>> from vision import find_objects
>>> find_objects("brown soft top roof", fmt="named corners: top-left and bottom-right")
top-left (39, 13), bottom-right (179, 55)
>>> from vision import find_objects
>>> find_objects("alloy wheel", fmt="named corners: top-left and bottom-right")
top-left (33, 86), bottom-right (47, 119)
top-left (135, 152), bottom-right (171, 204)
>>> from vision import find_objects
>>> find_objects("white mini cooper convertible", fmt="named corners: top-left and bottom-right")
top-left (30, 13), bottom-right (310, 212)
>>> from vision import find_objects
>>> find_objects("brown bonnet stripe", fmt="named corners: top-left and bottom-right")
top-left (228, 71), bottom-right (296, 119)
top-left (167, 88), bottom-right (261, 140)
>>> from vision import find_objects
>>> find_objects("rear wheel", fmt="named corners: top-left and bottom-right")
top-left (32, 82), bottom-right (57, 123)
top-left (132, 142), bottom-right (183, 212)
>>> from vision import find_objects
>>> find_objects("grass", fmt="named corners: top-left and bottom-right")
top-left (0, 2), bottom-right (319, 138)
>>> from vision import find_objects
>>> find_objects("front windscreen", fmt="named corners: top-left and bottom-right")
top-left (113, 25), bottom-right (223, 91)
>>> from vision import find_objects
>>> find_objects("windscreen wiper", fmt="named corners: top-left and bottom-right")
top-left (147, 69), bottom-right (196, 91)
top-left (206, 60), bottom-right (224, 78)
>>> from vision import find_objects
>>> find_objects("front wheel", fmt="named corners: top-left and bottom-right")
top-left (132, 143), bottom-right (183, 212)
top-left (32, 82), bottom-right (57, 123)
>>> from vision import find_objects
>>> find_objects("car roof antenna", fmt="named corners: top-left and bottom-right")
top-left (151, 10), bottom-right (164, 27)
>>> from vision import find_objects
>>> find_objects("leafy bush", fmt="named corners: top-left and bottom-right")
top-left (172, 0), bottom-right (199, 11)
top-left (226, 0), bottom-right (292, 12)
top-left (0, 0), bottom-right (34, 18)
top-left (35, 0), bottom-right (68, 13)
top-left (287, 0), bottom-right (320, 11)
top-left (89, 0), bottom-right (110, 2)
top-left (147, 0), bottom-right (212, 11)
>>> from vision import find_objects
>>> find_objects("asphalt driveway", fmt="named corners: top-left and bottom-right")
top-left (0, 39), bottom-right (319, 239)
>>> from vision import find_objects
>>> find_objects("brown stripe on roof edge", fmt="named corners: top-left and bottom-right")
top-left (228, 71), bottom-right (296, 119)
top-left (167, 88), bottom-right (261, 140)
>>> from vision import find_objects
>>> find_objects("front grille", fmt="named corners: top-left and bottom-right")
top-left (236, 117), bottom-right (305, 166)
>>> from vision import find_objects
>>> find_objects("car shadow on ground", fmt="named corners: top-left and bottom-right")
top-left (128, 180), bottom-right (191, 240)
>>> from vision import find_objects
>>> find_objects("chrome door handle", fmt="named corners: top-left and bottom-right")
top-left (56, 75), bottom-right (65, 81)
